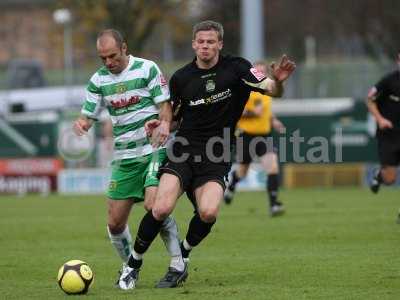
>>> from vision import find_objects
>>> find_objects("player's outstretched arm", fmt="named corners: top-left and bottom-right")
top-left (271, 115), bottom-right (286, 133)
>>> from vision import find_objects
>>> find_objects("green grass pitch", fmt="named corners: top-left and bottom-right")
top-left (0, 188), bottom-right (399, 299)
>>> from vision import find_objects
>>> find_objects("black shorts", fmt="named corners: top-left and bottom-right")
top-left (236, 131), bottom-right (276, 164)
top-left (377, 130), bottom-right (400, 166)
top-left (159, 150), bottom-right (231, 192)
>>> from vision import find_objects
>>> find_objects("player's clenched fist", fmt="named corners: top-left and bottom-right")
top-left (73, 117), bottom-right (93, 136)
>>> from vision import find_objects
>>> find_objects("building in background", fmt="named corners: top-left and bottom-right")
top-left (0, 0), bottom-right (65, 69)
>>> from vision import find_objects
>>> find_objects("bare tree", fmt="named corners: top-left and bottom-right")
top-left (197, 0), bottom-right (400, 61)
top-left (58, 0), bottom-right (190, 56)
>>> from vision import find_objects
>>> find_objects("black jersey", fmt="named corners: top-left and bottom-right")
top-left (170, 55), bottom-right (266, 149)
top-left (374, 70), bottom-right (400, 131)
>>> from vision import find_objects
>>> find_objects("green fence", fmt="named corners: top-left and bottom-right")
top-left (273, 98), bottom-right (377, 163)
top-left (0, 99), bottom-right (378, 164)
top-left (0, 60), bottom-right (393, 99)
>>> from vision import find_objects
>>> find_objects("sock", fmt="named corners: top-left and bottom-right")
top-left (227, 170), bottom-right (241, 191)
top-left (159, 216), bottom-right (185, 271)
top-left (159, 216), bottom-right (181, 257)
top-left (170, 255), bottom-right (185, 272)
top-left (107, 225), bottom-right (132, 263)
top-left (180, 239), bottom-right (193, 259)
top-left (127, 252), bottom-right (143, 270)
top-left (133, 210), bottom-right (163, 255)
top-left (267, 174), bottom-right (279, 206)
top-left (183, 239), bottom-right (193, 251)
top-left (375, 169), bottom-right (383, 183)
top-left (185, 213), bottom-right (216, 248)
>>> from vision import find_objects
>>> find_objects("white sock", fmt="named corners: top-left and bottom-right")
top-left (107, 225), bottom-right (132, 263)
top-left (131, 250), bottom-right (143, 261)
top-left (159, 216), bottom-right (185, 271)
top-left (160, 216), bottom-right (182, 257)
top-left (170, 255), bottom-right (185, 272)
top-left (183, 239), bottom-right (193, 251)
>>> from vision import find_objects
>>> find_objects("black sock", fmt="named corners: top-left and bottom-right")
top-left (133, 210), bottom-right (163, 256)
top-left (185, 213), bottom-right (216, 248)
top-left (375, 169), bottom-right (383, 183)
top-left (180, 241), bottom-right (191, 259)
top-left (267, 174), bottom-right (279, 206)
top-left (228, 170), bottom-right (241, 191)
top-left (127, 255), bottom-right (143, 270)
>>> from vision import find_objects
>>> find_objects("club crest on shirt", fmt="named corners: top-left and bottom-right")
top-left (109, 180), bottom-right (117, 191)
top-left (250, 67), bottom-right (266, 81)
top-left (115, 83), bottom-right (127, 94)
top-left (205, 79), bottom-right (216, 92)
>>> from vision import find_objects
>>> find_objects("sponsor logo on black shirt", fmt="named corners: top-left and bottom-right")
top-left (189, 89), bottom-right (232, 106)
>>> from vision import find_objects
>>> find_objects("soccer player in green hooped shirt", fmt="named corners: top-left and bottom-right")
top-left (73, 29), bottom-right (185, 289)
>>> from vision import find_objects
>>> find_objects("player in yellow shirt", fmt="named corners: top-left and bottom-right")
top-left (224, 61), bottom-right (286, 216)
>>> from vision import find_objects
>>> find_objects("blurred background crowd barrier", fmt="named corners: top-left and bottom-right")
top-left (0, 0), bottom-right (399, 195)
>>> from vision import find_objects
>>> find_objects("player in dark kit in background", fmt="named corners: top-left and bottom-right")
top-left (119, 20), bottom-right (296, 289)
top-left (367, 52), bottom-right (400, 221)
top-left (224, 61), bottom-right (286, 217)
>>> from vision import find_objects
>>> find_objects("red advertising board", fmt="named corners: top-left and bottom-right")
top-left (0, 158), bottom-right (62, 194)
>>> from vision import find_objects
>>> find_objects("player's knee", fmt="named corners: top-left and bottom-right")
top-left (263, 154), bottom-right (278, 173)
top-left (107, 222), bottom-right (126, 235)
top-left (382, 173), bottom-right (396, 185)
top-left (270, 158), bottom-right (279, 173)
top-left (152, 204), bottom-right (172, 220)
top-left (198, 208), bottom-right (218, 223)
top-left (383, 177), bottom-right (396, 185)
top-left (236, 165), bottom-right (249, 178)
top-left (143, 187), bottom-right (157, 211)
top-left (382, 169), bottom-right (397, 185)
top-left (268, 165), bottom-right (279, 174)
top-left (143, 201), bottom-right (153, 212)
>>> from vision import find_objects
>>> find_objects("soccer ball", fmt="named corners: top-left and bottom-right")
top-left (57, 260), bottom-right (94, 295)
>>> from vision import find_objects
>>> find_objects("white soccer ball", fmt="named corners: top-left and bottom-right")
top-left (57, 260), bottom-right (94, 295)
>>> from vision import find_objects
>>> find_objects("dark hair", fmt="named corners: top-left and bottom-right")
top-left (192, 20), bottom-right (224, 41)
top-left (97, 29), bottom-right (125, 48)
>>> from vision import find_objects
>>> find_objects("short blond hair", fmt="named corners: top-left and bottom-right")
top-left (192, 20), bottom-right (224, 41)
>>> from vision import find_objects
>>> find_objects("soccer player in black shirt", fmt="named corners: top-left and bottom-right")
top-left (367, 53), bottom-right (400, 200)
top-left (120, 20), bottom-right (296, 288)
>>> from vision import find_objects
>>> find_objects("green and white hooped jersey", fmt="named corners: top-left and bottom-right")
top-left (81, 55), bottom-right (170, 161)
